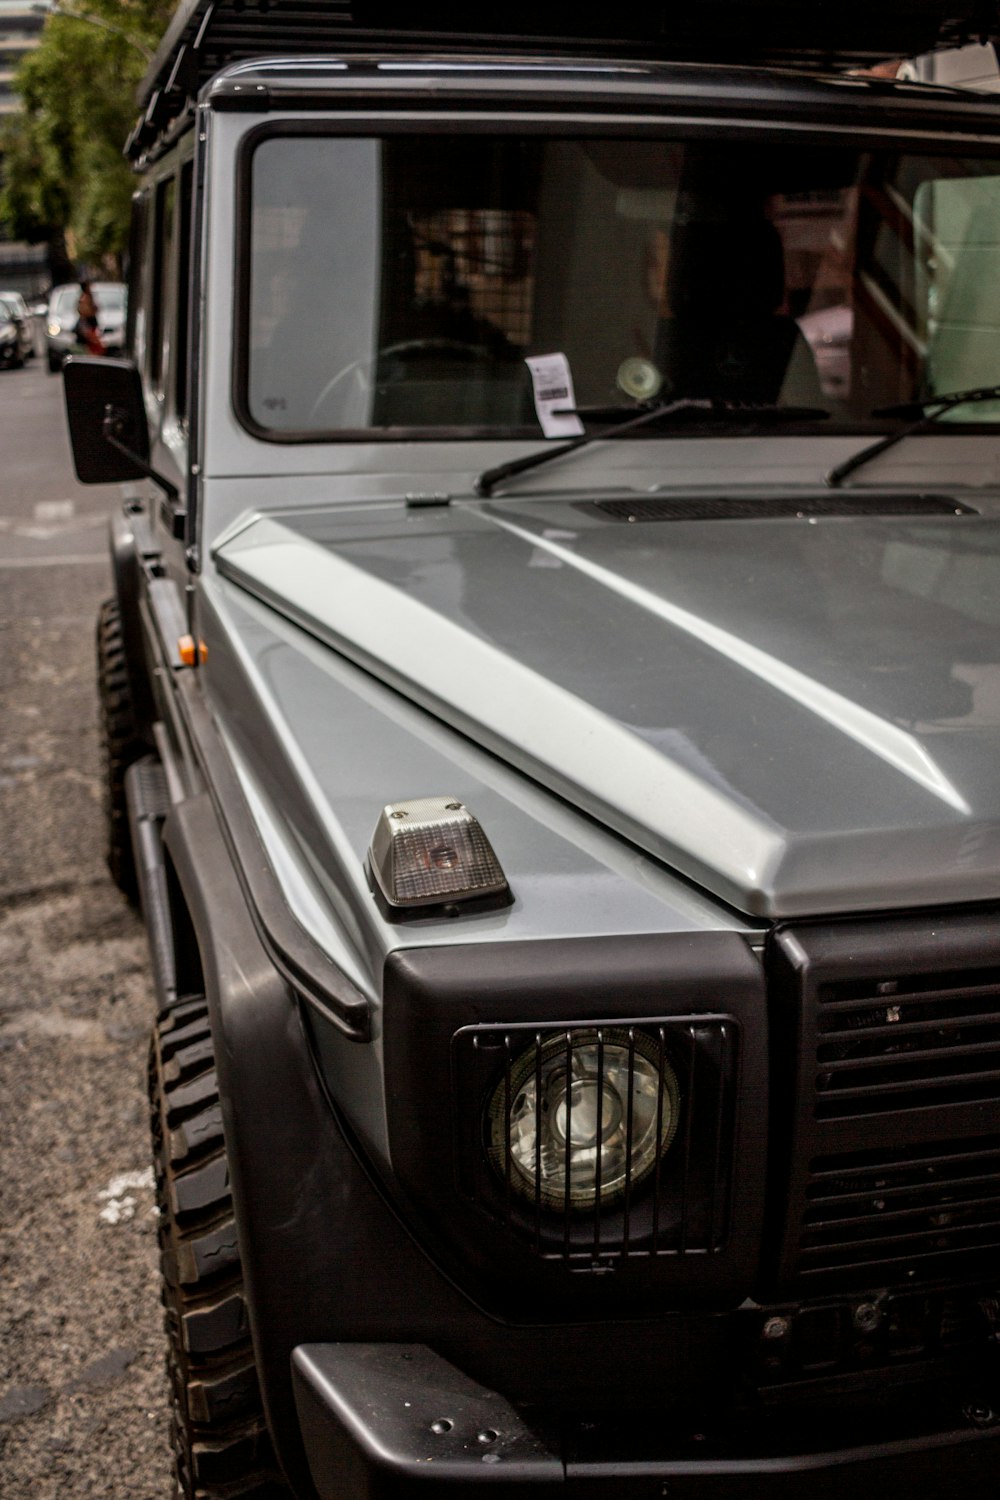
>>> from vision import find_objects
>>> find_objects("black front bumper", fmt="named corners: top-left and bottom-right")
top-left (293, 1342), bottom-right (1000, 1499)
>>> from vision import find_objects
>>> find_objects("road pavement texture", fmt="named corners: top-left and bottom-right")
top-left (0, 359), bottom-right (172, 1495)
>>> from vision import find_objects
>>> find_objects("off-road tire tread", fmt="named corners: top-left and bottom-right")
top-left (150, 997), bottom-right (289, 1497)
top-left (96, 597), bottom-right (144, 901)
top-left (169, 1105), bottom-right (225, 1168)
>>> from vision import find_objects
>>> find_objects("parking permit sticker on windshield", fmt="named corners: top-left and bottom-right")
top-left (525, 353), bottom-right (585, 439)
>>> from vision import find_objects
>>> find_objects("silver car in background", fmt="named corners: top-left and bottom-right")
top-left (46, 281), bottom-right (126, 371)
top-left (0, 291), bottom-right (35, 361)
top-left (0, 295), bottom-right (31, 368)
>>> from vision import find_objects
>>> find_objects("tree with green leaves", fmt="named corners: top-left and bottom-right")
top-left (0, 0), bottom-right (173, 273)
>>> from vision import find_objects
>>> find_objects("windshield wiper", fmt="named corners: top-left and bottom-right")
top-left (826, 383), bottom-right (1000, 488)
top-left (474, 399), bottom-right (829, 498)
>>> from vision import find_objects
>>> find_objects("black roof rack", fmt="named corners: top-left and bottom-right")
top-left (129, 0), bottom-right (1000, 159)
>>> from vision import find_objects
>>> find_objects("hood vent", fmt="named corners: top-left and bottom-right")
top-left (589, 495), bottom-right (976, 524)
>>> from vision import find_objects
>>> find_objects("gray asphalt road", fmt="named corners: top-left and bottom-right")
top-left (0, 358), bottom-right (172, 1495)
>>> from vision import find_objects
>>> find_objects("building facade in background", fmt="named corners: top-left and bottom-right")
top-left (0, 0), bottom-right (47, 293)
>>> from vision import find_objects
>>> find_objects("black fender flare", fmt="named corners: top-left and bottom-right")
top-left (109, 509), bottom-right (156, 743)
top-left (160, 791), bottom-right (481, 1495)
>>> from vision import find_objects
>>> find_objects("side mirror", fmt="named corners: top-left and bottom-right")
top-left (63, 356), bottom-right (151, 484)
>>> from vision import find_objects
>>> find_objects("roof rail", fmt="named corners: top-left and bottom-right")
top-left (128, 0), bottom-right (1000, 160)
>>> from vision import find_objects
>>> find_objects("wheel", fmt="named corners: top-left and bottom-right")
top-left (378, 336), bottom-right (492, 362)
top-left (308, 337), bottom-right (494, 420)
top-left (96, 598), bottom-right (144, 901)
top-left (149, 996), bottom-right (290, 1498)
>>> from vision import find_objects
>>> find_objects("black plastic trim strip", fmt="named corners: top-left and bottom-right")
top-left (207, 66), bottom-right (1000, 139)
top-left (184, 117), bottom-right (208, 567)
top-left (125, 757), bottom-right (177, 1012)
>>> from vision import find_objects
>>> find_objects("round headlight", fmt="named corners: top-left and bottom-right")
top-left (488, 1029), bottom-right (680, 1210)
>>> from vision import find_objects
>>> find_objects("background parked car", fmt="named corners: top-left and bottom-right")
top-left (0, 291), bottom-right (35, 359)
top-left (45, 281), bottom-right (127, 371)
top-left (0, 295), bottom-right (31, 369)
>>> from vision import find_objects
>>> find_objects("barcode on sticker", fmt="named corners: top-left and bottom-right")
top-left (525, 352), bottom-right (585, 439)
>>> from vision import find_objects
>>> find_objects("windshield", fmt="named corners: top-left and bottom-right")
top-left (244, 132), bottom-right (1000, 438)
top-left (93, 284), bottom-right (125, 311)
top-left (52, 287), bottom-right (78, 319)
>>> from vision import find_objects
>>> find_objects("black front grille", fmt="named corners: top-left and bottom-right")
top-left (771, 914), bottom-right (1000, 1294)
top-left (814, 968), bottom-right (1000, 1118)
top-left (453, 1017), bottom-right (737, 1262)
top-left (800, 1137), bottom-right (1000, 1283)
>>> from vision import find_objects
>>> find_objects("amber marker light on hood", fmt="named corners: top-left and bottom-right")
top-left (368, 795), bottom-right (509, 910)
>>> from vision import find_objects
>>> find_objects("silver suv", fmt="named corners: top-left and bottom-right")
top-left (63, 4), bottom-right (1000, 1498)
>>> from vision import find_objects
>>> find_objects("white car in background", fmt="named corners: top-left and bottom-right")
top-left (46, 282), bottom-right (127, 371)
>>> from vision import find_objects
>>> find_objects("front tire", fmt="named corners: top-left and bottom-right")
top-left (149, 996), bottom-right (290, 1498)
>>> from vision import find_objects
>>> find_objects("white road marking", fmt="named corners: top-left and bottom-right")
top-left (0, 553), bottom-right (106, 569)
top-left (34, 500), bottom-right (75, 522)
top-left (11, 513), bottom-right (107, 541)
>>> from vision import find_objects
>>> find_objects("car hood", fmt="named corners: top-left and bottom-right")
top-left (214, 491), bottom-right (1000, 917)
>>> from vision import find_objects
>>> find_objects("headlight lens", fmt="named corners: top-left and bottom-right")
top-left (488, 1029), bottom-right (680, 1210)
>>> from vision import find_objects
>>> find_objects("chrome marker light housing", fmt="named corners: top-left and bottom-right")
top-left (488, 1029), bottom-right (680, 1210)
top-left (368, 795), bottom-right (509, 910)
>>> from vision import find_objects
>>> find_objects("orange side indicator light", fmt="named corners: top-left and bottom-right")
top-left (177, 635), bottom-right (208, 667)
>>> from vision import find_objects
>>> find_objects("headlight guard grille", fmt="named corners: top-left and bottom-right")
top-left (453, 1016), bottom-right (739, 1263)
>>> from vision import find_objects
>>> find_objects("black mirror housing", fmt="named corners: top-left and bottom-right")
top-left (63, 356), bottom-right (151, 485)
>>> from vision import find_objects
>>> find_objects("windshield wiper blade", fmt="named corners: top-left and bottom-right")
top-left (826, 382), bottom-right (1000, 489)
top-left (475, 398), bottom-right (706, 497)
top-left (474, 400), bottom-right (828, 498)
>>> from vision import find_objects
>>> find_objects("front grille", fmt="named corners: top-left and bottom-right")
top-left (772, 915), bottom-right (1000, 1294)
top-left (453, 1017), bottom-right (737, 1262)
top-left (800, 1137), bottom-right (1000, 1283)
top-left (814, 967), bottom-right (1000, 1118)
